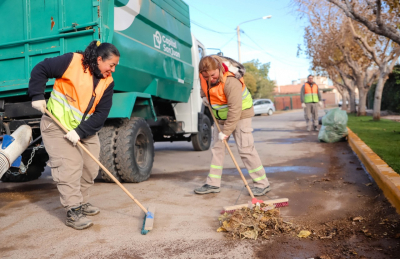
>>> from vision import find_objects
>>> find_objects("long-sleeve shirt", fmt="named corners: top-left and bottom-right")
top-left (28, 53), bottom-right (114, 139)
top-left (300, 83), bottom-right (322, 103)
top-left (201, 77), bottom-right (254, 136)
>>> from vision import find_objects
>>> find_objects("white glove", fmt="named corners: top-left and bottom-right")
top-left (301, 103), bottom-right (306, 108)
top-left (32, 100), bottom-right (47, 114)
top-left (64, 130), bottom-right (80, 146)
top-left (202, 97), bottom-right (209, 106)
top-left (319, 101), bottom-right (323, 108)
top-left (218, 132), bottom-right (228, 141)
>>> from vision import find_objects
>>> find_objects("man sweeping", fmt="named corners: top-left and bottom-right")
top-left (194, 56), bottom-right (271, 196)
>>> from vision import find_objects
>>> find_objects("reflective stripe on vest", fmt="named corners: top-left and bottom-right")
top-left (47, 53), bottom-right (113, 131)
top-left (200, 71), bottom-right (253, 120)
top-left (304, 82), bottom-right (319, 103)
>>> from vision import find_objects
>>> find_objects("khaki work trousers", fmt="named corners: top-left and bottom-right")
top-left (304, 102), bottom-right (319, 128)
top-left (41, 115), bottom-right (100, 210)
top-left (206, 117), bottom-right (270, 188)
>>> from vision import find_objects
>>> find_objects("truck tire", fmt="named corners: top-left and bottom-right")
top-left (191, 115), bottom-right (212, 151)
top-left (1, 147), bottom-right (48, 182)
top-left (98, 124), bottom-right (123, 183)
top-left (115, 117), bottom-right (154, 183)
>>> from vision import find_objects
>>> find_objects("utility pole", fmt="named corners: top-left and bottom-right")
top-left (237, 25), bottom-right (242, 63)
top-left (236, 15), bottom-right (272, 63)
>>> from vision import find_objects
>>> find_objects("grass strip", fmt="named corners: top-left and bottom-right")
top-left (347, 114), bottom-right (400, 174)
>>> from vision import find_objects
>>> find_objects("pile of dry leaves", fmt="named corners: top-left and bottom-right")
top-left (217, 203), bottom-right (298, 240)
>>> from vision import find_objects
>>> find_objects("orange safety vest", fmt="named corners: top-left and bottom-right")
top-left (47, 53), bottom-right (114, 131)
top-left (200, 71), bottom-right (252, 120)
top-left (304, 82), bottom-right (319, 103)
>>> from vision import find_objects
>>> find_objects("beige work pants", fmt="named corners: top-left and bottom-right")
top-left (41, 115), bottom-right (100, 210)
top-left (206, 117), bottom-right (270, 188)
top-left (304, 102), bottom-right (319, 128)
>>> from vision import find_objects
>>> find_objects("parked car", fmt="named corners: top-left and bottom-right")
top-left (253, 99), bottom-right (275, 116)
top-left (338, 99), bottom-right (359, 107)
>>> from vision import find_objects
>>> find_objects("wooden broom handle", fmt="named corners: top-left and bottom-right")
top-left (44, 109), bottom-right (148, 213)
top-left (206, 104), bottom-right (255, 199)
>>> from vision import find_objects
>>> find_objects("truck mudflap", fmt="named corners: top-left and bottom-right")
top-left (108, 92), bottom-right (156, 120)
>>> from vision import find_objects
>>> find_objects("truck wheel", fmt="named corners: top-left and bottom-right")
top-left (191, 115), bottom-right (212, 151)
top-left (98, 124), bottom-right (123, 183)
top-left (1, 147), bottom-right (48, 182)
top-left (115, 117), bottom-right (154, 183)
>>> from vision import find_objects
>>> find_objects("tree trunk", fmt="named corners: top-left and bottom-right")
top-left (372, 74), bottom-right (385, 121)
top-left (348, 89), bottom-right (357, 113)
top-left (358, 89), bottom-right (368, 116)
top-left (341, 91), bottom-right (348, 111)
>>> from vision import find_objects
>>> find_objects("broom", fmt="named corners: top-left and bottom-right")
top-left (44, 109), bottom-right (155, 235)
top-left (205, 103), bottom-right (288, 213)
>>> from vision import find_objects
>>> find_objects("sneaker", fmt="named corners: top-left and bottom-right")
top-left (81, 203), bottom-right (100, 216)
top-left (314, 126), bottom-right (319, 131)
top-left (251, 185), bottom-right (271, 196)
top-left (194, 184), bottom-right (220, 194)
top-left (66, 206), bottom-right (93, 230)
top-left (307, 125), bottom-right (312, 132)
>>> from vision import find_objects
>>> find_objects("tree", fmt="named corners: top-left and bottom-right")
top-left (243, 60), bottom-right (276, 99)
top-left (294, 0), bottom-right (379, 115)
top-left (348, 18), bottom-right (400, 120)
top-left (326, 0), bottom-right (400, 45)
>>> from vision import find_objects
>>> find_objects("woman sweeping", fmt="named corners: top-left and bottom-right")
top-left (28, 41), bottom-right (120, 230)
top-left (194, 55), bottom-right (271, 196)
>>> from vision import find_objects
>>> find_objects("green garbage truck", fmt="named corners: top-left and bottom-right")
top-left (0, 0), bottom-right (212, 182)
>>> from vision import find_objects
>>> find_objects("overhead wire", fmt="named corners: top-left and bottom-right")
top-left (186, 2), bottom-right (233, 30)
top-left (190, 20), bottom-right (235, 34)
top-left (240, 41), bottom-right (307, 68)
top-left (219, 35), bottom-right (236, 49)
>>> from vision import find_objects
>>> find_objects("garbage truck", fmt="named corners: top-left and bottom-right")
top-left (0, 0), bottom-right (212, 182)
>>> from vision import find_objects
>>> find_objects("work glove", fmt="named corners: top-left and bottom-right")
top-left (301, 103), bottom-right (306, 108)
top-left (64, 130), bottom-right (80, 146)
top-left (202, 97), bottom-right (209, 106)
top-left (32, 100), bottom-right (47, 114)
top-left (218, 132), bottom-right (228, 141)
top-left (318, 101), bottom-right (323, 108)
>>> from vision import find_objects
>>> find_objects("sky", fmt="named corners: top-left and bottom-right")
top-left (185, 0), bottom-right (311, 86)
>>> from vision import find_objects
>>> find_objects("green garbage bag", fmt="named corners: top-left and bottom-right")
top-left (318, 108), bottom-right (348, 143)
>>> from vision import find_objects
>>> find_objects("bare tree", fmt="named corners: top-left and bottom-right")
top-left (296, 0), bottom-right (377, 114)
top-left (326, 0), bottom-right (400, 44)
top-left (348, 18), bottom-right (400, 120)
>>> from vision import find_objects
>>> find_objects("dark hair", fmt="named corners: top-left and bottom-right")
top-left (78, 41), bottom-right (120, 76)
top-left (308, 74), bottom-right (313, 78)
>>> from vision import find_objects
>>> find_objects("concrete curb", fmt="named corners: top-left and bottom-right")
top-left (347, 127), bottom-right (400, 214)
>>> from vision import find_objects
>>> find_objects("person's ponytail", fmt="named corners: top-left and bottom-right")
top-left (78, 40), bottom-right (120, 77)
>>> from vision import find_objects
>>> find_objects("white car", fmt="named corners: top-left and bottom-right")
top-left (253, 99), bottom-right (275, 116)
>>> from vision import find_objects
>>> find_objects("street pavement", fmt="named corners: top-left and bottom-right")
top-left (1, 109), bottom-right (398, 258)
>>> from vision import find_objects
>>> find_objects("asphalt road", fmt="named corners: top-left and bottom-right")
top-left (1, 109), bottom-right (399, 259)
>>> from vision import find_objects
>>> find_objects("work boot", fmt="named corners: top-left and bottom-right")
top-left (65, 206), bottom-right (93, 230)
top-left (251, 185), bottom-right (271, 196)
top-left (194, 184), bottom-right (220, 194)
top-left (81, 203), bottom-right (100, 216)
top-left (314, 126), bottom-right (319, 131)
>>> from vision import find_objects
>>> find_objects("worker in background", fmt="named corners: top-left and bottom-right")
top-left (28, 41), bottom-right (120, 230)
top-left (300, 75), bottom-right (323, 131)
top-left (194, 56), bottom-right (271, 196)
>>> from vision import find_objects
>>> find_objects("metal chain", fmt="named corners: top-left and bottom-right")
top-left (23, 145), bottom-right (45, 173)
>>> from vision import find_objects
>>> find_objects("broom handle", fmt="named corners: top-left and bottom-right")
top-left (44, 109), bottom-right (148, 214)
top-left (206, 104), bottom-right (255, 199)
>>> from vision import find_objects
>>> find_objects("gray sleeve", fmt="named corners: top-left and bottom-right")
top-left (300, 85), bottom-right (305, 103)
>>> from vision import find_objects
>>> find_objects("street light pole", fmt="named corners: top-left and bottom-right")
top-left (237, 25), bottom-right (242, 63)
top-left (237, 15), bottom-right (272, 63)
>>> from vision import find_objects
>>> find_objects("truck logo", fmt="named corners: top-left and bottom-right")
top-left (153, 31), bottom-right (162, 49)
top-left (153, 30), bottom-right (181, 58)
